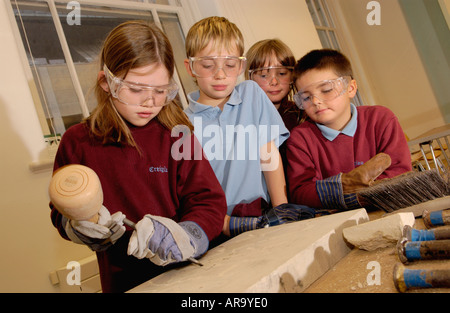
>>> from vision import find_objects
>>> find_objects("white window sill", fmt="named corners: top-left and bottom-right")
top-left (29, 158), bottom-right (54, 173)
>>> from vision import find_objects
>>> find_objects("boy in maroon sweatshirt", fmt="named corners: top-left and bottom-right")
top-left (286, 49), bottom-right (411, 210)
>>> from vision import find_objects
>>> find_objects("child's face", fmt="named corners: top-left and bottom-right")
top-left (185, 42), bottom-right (243, 107)
top-left (101, 63), bottom-right (171, 127)
top-left (295, 68), bottom-right (357, 131)
top-left (251, 54), bottom-right (292, 107)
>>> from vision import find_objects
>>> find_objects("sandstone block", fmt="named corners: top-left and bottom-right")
top-left (343, 212), bottom-right (415, 251)
top-left (129, 209), bottom-right (369, 293)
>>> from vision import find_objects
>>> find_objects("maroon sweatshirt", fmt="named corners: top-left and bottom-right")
top-left (286, 105), bottom-right (412, 208)
top-left (50, 119), bottom-right (226, 292)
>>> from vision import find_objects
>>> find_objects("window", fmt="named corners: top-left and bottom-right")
top-left (8, 0), bottom-right (193, 152)
top-left (305, 0), bottom-right (364, 106)
top-left (306, 0), bottom-right (339, 50)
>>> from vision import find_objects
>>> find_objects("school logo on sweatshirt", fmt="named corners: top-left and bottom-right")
top-left (149, 166), bottom-right (168, 173)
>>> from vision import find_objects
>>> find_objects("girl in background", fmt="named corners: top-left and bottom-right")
top-left (246, 39), bottom-right (305, 131)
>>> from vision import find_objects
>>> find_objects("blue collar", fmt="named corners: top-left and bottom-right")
top-left (316, 103), bottom-right (358, 141)
top-left (187, 88), bottom-right (242, 113)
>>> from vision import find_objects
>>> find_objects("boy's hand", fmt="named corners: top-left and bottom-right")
top-left (341, 153), bottom-right (392, 194)
top-left (259, 203), bottom-right (316, 227)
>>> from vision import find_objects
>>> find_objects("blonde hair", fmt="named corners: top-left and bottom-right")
top-left (86, 20), bottom-right (193, 148)
top-left (185, 16), bottom-right (244, 57)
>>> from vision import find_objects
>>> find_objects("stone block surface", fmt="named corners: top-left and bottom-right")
top-left (129, 209), bottom-right (369, 293)
top-left (343, 212), bottom-right (415, 251)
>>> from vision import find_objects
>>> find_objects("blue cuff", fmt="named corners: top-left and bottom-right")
top-left (316, 174), bottom-right (360, 210)
top-left (316, 174), bottom-right (345, 209)
top-left (228, 216), bottom-right (259, 237)
top-left (179, 221), bottom-right (209, 258)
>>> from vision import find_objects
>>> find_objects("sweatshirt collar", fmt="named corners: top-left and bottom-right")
top-left (316, 103), bottom-right (358, 141)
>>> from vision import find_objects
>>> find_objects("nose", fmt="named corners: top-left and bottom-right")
top-left (310, 94), bottom-right (323, 106)
top-left (140, 95), bottom-right (156, 107)
top-left (213, 67), bottom-right (227, 79)
top-left (269, 76), bottom-right (279, 86)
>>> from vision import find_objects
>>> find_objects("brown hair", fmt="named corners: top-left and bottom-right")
top-left (185, 16), bottom-right (244, 58)
top-left (293, 49), bottom-right (353, 83)
top-left (245, 39), bottom-right (296, 80)
top-left (86, 20), bottom-right (193, 148)
top-left (245, 39), bottom-right (305, 125)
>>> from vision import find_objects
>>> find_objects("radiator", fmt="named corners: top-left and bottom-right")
top-left (49, 254), bottom-right (101, 293)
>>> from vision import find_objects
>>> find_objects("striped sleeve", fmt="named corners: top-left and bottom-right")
top-left (316, 174), bottom-right (360, 210)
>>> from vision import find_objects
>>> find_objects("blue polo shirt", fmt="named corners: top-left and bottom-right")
top-left (185, 80), bottom-right (289, 214)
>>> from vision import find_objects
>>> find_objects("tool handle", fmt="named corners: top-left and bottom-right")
top-left (408, 226), bottom-right (450, 241)
top-left (399, 239), bottom-right (450, 263)
top-left (123, 218), bottom-right (136, 229)
top-left (423, 209), bottom-right (450, 228)
top-left (394, 263), bottom-right (450, 292)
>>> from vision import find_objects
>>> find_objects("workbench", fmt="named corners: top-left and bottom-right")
top-left (305, 210), bottom-right (450, 293)
top-left (129, 208), bottom-right (449, 294)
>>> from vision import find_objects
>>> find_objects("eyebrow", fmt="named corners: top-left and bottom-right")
top-left (301, 79), bottom-right (332, 93)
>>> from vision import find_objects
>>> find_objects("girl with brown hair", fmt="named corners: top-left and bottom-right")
top-left (50, 21), bottom-right (226, 293)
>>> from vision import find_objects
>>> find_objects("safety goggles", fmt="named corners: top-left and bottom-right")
top-left (188, 56), bottom-right (247, 78)
top-left (293, 76), bottom-right (350, 110)
top-left (103, 64), bottom-right (178, 106)
top-left (249, 66), bottom-right (294, 85)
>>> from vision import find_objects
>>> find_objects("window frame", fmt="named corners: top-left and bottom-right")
top-left (6, 0), bottom-right (193, 172)
top-left (305, 0), bottom-right (366, 107)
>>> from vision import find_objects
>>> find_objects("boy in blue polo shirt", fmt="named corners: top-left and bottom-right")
top-left (183, 17), bottom-right (313, 237)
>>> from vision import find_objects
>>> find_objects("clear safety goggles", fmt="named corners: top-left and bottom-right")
top-left (103, 64), bottom-right (178, 107)
top-left (293, 76), bottom-right (350, 110)
top-left (189, 56), bottom-right (247, 78)
top-left (249, 66), bottom-right (294, 85)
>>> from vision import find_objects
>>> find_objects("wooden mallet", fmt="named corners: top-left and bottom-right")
top-left (48, 164), bottom-right (202, 266)
top-left (48, 164), bottom-right (135, 227)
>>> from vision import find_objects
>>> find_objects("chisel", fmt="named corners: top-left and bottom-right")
top-left (397, 238), bottom-right (450, 263)
top-left (422, 209), bottom-right (450, 228)
top-left (402, 225), bottom-right (450, 241)
top-left (393, 263), bottom-right (450, 292)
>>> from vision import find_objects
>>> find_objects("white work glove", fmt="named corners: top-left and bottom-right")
top-left (64, 206), bottom-right (126, 252)
top-left (127, 215), bottom-right (208, 266)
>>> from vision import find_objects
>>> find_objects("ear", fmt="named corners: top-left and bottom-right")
top-left (184, 59), bottom-right (194, 77)
top-left (347, 78), bottom-right (358, 98)
top-left (98, 71), bottom-right (109, 93)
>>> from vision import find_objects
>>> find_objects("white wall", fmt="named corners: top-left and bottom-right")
top-left (331, 0), bottom-right (446, 139)
top-left (0, 1), bottom-right (94, 292)
top-left (193, 0), bottom-right (321, 62)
